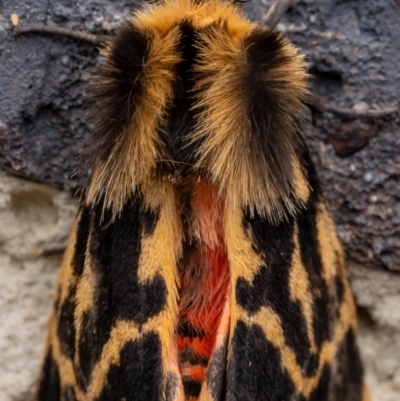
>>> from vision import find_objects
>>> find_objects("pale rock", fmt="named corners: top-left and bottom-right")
top-left (0, 171), bottom-right (398, 401)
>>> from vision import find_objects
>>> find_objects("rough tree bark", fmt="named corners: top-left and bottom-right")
top-left (1, 0), bottom-right (399, 273)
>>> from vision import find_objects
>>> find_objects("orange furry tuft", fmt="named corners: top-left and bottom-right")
top-left (192, 25), bottom-right (309, 220)
top-left (86, 21), bottom-right (181, 215)
top-left (85, 0), bottom-right (308, 223)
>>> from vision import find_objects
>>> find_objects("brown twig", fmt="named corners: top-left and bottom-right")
top-left (263, 0), bottom-right (294, 27)
top-left (308, 94), bottom-right (399, 120)
top-left (14, 9), bottom-right (399, 123)
top-left (14, 25), bottom-right (107, 46)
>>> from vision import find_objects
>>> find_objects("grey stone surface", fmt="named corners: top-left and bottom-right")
top-left (348, 261), bottom-right (400, 401)
top-left (243, 0), bottom-right (400, 272)
top-left (279, 0), bottom-right (400, 272)
top-left (0, 0), bottom-right (140, 189)
top-left (1, 0), bottom-right (399, 271)
top-left (0, 172), bottom-right (78, 401)
top-left (0, 172), bottom-right (398, 400)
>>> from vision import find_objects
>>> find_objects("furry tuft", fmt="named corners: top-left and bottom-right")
top-left (86, 20), bottom-right (181, 215)
top-left (85, 0), bottom-right (309, 222)
top-left (192, 24), bottom-right (309, 220)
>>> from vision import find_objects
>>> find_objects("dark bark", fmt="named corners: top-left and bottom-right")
top-left (0, 0), bottom-right (399, 272)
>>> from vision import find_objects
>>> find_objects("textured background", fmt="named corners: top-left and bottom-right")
top-left (0, 0), bottom-right (399, 400)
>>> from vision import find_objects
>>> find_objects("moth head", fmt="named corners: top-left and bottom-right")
top-left (85, 0), bottom-right (309, 222)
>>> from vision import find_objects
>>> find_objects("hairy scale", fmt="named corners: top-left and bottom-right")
top-left (177, 179), bottom-right (230, 399)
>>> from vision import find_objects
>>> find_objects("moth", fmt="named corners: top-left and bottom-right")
top-left (35, 0), bottom-right (370, 400)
